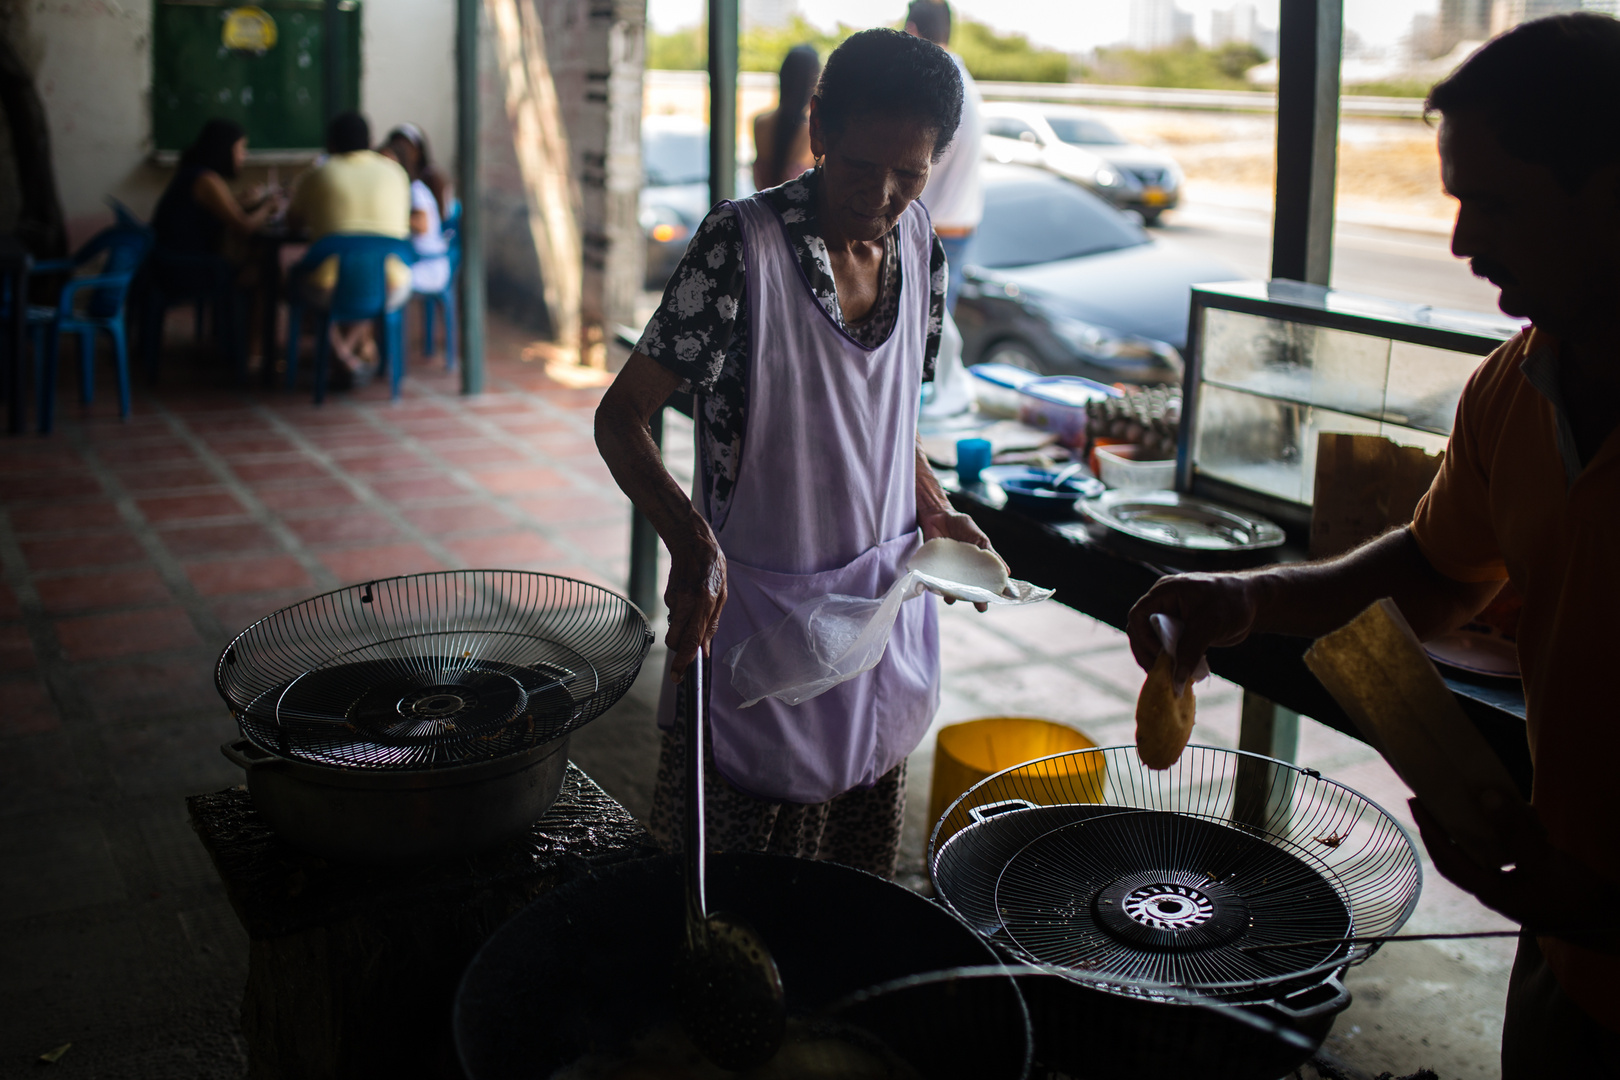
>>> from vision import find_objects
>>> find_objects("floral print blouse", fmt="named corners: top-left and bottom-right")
top-left (635, 169), bottom-right (948, 528)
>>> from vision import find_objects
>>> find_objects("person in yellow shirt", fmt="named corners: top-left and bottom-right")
top-left (288, 111), bottom-right (411, 387)
top-left (1126, 14), bottom-right (1620, 1076)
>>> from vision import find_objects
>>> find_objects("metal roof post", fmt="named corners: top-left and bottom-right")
top-left (1270, 0), bottom-right (1343, 285)
top-left (708, 0), bottom-right (738, 208)
top-left (458, 0), bottom-right (486, 394)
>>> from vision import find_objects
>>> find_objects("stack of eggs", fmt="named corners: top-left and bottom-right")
top-left (1086, 386), bottom-right (1183, 461)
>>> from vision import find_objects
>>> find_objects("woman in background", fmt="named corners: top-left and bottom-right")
top-left (382, 124), bottom-right (453, 294)
top-left (751, 45), bottom-right (821, 190)
top-left (152, 118), bottom-right (283, 266)
top-left (150, 118), bottom-right (285, 365)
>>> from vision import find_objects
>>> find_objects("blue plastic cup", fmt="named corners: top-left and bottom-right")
top-left (956, 438), bottom-right (993, 485)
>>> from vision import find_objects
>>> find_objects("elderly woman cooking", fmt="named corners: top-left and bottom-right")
top-left (596, 29), bottom-right (999, 879)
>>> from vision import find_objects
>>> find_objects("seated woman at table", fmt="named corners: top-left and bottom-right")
top-left (150, 119), bottom-right (285, 351)
top-left (381, 124), bottom-right (453, 295)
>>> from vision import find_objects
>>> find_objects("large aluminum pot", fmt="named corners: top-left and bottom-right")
top-left (455, 853), bottom-right (1033, 1080)
top-left (220, 732), bottom-right (570, 864)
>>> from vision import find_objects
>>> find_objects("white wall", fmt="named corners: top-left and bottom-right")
top-left (25, 0), bottom-right (456, 242)
top-left (362, 0), bottom-right (457, 177)
top-left (28, 0), bottom-right (160, 240)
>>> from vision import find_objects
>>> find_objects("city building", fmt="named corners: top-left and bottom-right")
top-left (1128, 0), bottom-right (1194, 51)
top-left (1209, 2), bottom-right (1278, 56)
top-left (742, 0), bottom-right (798, 30)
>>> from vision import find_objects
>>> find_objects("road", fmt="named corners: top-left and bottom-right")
top-left (1152, 201), bottom-right (1505, 316)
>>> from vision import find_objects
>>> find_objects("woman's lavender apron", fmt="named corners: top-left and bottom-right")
top-left (656, 194), bottom-right (940, 805)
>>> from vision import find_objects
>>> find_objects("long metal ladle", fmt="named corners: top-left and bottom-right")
top-left (674, 657), bottom-right (787, 1069)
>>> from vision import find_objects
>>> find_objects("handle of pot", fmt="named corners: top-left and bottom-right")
top-left (968, 798), bottom-right (1039, 824)
top-left (1266, 973), bottom-right (1351, 1023)
top-left (221, 738), bottom-right (280, 771)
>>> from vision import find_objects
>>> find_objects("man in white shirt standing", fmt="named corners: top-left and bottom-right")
top-left (906, 0), bottom-right (982, 314)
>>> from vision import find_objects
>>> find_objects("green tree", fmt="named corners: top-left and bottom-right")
top-left (647, 23), bottom-right (706, 71)
top-left (953, 20), bottom-right (1071, 82)
top-left (739, 17), bottom-right (853, 73)
top-left (647, 16), bottom-right (1071, 83)
top-left (1087, 41), bottom-right (1267, 90)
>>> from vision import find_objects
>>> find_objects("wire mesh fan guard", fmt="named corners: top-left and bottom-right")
top-left (928, 744), bottom-right (1422, 998)
top-left (216, 571), bottom-right (654, 770)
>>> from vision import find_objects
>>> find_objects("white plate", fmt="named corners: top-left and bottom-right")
top-left (1424, 629), bottom-right (1520, 679)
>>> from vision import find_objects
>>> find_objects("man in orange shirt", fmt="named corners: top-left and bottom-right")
top-left (1127, 13), bottom-right (1620, 1074)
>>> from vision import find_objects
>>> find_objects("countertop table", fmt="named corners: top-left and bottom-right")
top-left (2, 235), bottom-right (33, 434)
top-left (942, 472), bottom-right (1533, 796)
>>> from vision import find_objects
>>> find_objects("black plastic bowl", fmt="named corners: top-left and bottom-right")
top-left (997, 469), bottom-right (1101, 520)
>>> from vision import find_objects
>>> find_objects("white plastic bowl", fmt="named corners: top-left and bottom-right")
top-left (1094, 444), bottom-right (1175, 490)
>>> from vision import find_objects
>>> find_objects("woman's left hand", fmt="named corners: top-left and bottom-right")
top-left (919, 507), bottom-right (995, 611)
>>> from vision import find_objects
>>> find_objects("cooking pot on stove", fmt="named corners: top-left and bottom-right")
top-left (214, 571), bottom-right (653, 864)
top-left (929, 744), bottom-right (1423, 1079)
top-left (455, 852), bottom-right (1032, 1080)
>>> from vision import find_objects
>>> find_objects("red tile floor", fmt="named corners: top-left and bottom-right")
top-left (1, 315), bottom-right (634, 740)
top-left (0, 311), bottom-right (650, 1076)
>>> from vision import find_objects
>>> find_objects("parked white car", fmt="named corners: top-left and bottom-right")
top-left (980, 102), bottom-right (1185, 224)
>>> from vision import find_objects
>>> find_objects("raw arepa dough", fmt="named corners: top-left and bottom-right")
top-left (1135, 650), bottom-right (1196, 769)
top-left (908, 538), bottom-right (1011, 600)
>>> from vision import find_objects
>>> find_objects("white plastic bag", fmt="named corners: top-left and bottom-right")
top-left (1149, 613), bottom-right (1211, 695)
top-left (724, 540), bottom-right (1054, 707)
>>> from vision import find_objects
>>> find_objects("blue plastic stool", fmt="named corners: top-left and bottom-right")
top-left (417, 199), bottom-right (461, 371)
top-left (285, 234), bottom-right (416, 403)
top-left (26, 224), bottom-right (152, 433)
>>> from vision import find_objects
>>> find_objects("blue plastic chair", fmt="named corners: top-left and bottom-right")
top-left (286, 234), bottom-right (416, 403)
top-left (26, 224), bottom-right (153, 433)
top-left (416, 199), bottom-right (461, 371)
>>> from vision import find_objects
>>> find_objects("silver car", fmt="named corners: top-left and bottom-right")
top-left (980, 102), bottom-right (1184, 224)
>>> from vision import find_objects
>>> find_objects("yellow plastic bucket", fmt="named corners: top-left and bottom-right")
top-left (927, 717), bottom-right (1105, 844)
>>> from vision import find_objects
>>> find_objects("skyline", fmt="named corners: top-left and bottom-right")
top-left (649, 0), bottom-right (1439, 55)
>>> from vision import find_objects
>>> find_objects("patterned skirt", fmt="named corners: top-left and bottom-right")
top-left (646, 714), bottom-right (908, 880)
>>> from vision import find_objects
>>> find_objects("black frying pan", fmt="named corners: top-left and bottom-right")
top-left (454, 852), bottom-right (1031, 1079)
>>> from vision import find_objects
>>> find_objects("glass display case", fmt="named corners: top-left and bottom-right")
top-left (1178, 280), bottom-right (1523, 532)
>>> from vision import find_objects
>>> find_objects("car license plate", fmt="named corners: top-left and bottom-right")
top-left (1142, 188), bottom-right (1168, 206)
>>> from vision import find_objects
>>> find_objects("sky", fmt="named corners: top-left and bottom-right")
top-left (646, 0), bottom-right (1438, 55)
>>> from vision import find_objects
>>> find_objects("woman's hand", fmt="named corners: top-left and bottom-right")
top-left (919, 507), bottom-right (995, 611)
top-left (919, 505), bottom-right (990, 549)
top-left (664, 516), bottom-right (728, 679)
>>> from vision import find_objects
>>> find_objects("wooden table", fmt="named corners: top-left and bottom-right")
top-left (2, 235), bottom-right (33, 434)
top-left (251, 225), bottom-right (308, 386)
top-left (188, 763), bottom-right (662, 1080)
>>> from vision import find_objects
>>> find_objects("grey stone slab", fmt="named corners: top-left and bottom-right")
top-left (0, 730), bottom-right (88, 819)
top-left (100, 712), bottom-right (241, 800)
top-left (140, 807), bottom-right (227, 894)
top-left (975, 600), bottom-right (1117, 658)
top-left (936, 603), bottom-right (1033, 671)
top-left (946, 662), bottom-right (1136, 727)
top-left (1327, 938), bottom-right (1511, 1080)
top-left (0, 812), bottom-right (127, 920)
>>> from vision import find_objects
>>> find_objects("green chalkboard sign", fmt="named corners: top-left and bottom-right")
top-left (152, 1), bottom-right (362, 152)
